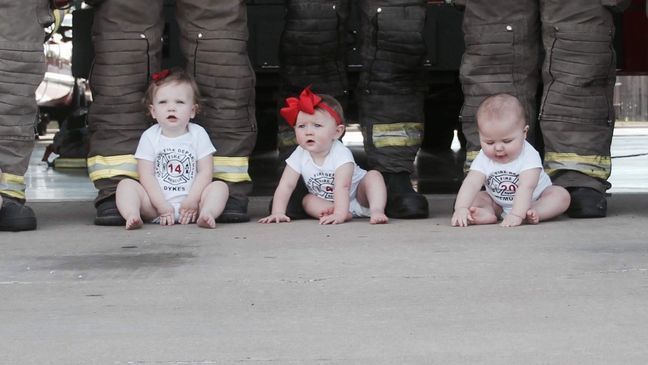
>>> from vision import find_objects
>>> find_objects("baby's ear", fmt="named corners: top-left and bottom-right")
top-left (335, 124), bottom-right (346, 138)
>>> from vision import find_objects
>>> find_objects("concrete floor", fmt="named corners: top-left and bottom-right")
top-left (2, 128), bottom-right (648, 364)
top-left (1, 194), bottom-right (648, 364)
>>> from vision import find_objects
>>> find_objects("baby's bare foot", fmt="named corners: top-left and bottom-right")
top-left (370, 212), bottom-right (388, 224)
top-left (469, 207), bottom-right (498, 225)
top-left (197, 214), bottom-right (216, 229)
top-left (525, 209), bottom-right (540, 224)
top-left (125, 215), bottom-right (143, 230)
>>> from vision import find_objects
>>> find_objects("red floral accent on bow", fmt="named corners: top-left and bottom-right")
top-left (280, 86), bottom-right (342, 127)
top-left (151, 69), bottom-right (171, 82)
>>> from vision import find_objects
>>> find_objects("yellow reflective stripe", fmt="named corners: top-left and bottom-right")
top-left (465, 150), bottom-right (480, 164)
top-left (0, 173), bottom-right (26, 199)
top-left (372, 122), bottom-right (423, 148)
top-left (544, 152), bottom-right (611, 180)
top-left (54, 158), bottom-right (88, 169)
top-left (87, 155), bottom-right (138, 182)
top-left (463, 150), bottom-right (480, 173)
top-left (213, 156), bottom-right (251, 183)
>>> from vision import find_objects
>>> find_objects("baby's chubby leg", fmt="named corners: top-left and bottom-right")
top-left (116, 179), bottom-right (157, 230)
top-left (467, 191), bottom-right (499, 225)
top-left (527, 185), bottom-right (570, 224)
top-left (303, 193), bottom-right (334, 218)
top-left (197, 181), bottom-right (229, 229)
top-left (302, 194), bottom-right (351, 222)
top-left (356, 170), bottom-right (388, 224)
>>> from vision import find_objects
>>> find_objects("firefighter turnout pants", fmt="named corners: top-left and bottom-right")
top-left (0, 0), bottom-right (52, 200)
top-left (87, 0), bottom-right (256, 203)
top-left (459, 0), bottom-right (629, 192)
top-left (278, 0), bottom-right (428, 174)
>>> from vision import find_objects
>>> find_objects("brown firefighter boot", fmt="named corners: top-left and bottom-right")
top-left (217, 196), bottom-right (251, 223)
top-left (566, 187), bottom-right (607, 218)
top-left (94, 194), bottom-right (126, 226)
top-left (0, 196), bottom-right (37, 231)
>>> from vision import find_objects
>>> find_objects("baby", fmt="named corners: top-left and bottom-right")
top-left (116, 68), bottom-right (228, 229)
top-left (452, 93), bottom-right (570, 227)
top-left (259, 87), bottom-right (388, 224)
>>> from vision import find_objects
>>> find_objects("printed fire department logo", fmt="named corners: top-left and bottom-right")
top-left (487, 170), bottom-right (518, 202)
top-left (155, 148), bottom-right (195, 188)
top-left (307, 172), bottom-right (335, 201)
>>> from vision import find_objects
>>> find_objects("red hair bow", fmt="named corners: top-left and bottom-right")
top-left (151, 69), bottom-right (171, 82)
top-left (280, 86), bottom-right (342, 127)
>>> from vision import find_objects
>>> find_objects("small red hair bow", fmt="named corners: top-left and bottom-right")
top-left (151, 69), bottom-right (170, 81)
top-left (280, 86), bottom-right (342, 127)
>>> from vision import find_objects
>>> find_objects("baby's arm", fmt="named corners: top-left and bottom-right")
top-left (258, 166), bottom-right (301, 223)
top-left (451, 170), bottom-right (486, 227)
top-left (501, 168), bottom-right (540, 227)
top-left (179, 155), bottom-right (213, 224)
top-left (138, 160), bottom-right (175, 225)
top-left (319, 162), bottom-right (353, 225)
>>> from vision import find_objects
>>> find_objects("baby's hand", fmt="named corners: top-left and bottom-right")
top-left (179, 198), bottom-right (199, 224)
top-left (319, 211), bottom-right (350, 225)
top-left (451, 207), bottom-right (472, 227)
top-left (258, 213), bottom-right (291, 224)
top-left (157, 203), bottom-right (175, 226)
top-left (500, 213), bottom-right (523, 227)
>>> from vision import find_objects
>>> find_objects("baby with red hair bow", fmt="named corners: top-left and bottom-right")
top-left (260, 87), bottom-right (388, 225)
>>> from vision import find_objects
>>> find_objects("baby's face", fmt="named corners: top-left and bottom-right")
top-left (149, 81), bottom-right (197, 138)
top-left (477, 113), bottom-right (527, 164)
top-left (294, 108), bottom-right (344, 160)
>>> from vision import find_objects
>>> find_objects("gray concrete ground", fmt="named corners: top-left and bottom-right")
top-left (2, 194), bottom-right (648, 364)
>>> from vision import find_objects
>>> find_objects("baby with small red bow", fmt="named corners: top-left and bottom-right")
top-left (259, 87), bottom-right (388, 224)
top-left (115, 68), bottom-right (229, 229)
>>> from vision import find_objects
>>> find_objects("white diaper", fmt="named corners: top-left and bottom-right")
top-left (349, 198), bottom-right (371, 218)
top-left (151, 202), bottom-right (181, 223)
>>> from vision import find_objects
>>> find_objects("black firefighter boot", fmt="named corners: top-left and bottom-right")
top-left (94, 195), bottom-right (126, 226)
top-left (0, 196), bottom-right (37, 231)
top-left (566, 187), bottom-right (607, 218)
top-left (382, 172), bottom-right (429, 219)
top-left (217, 195), bottom-right (250, 223)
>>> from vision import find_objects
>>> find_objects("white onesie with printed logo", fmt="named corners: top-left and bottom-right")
top-left (134, 123), bottom-right (216, 220)
top-left (470, 140), bottom-right (552, 215)
top-left (286, 139), bottom-right (370, 217)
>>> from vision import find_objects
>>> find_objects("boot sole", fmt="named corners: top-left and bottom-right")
top-left (94, 215), bottom-right (126, 226)
top-left (0, 217), bottom-right (37, 231)
top-left (216, 212), bottom-right (250, 223)
top-left (386, 197), bottom-right (430, 219)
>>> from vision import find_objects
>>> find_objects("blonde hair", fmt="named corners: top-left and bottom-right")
top-left (476, 93), bottom-right (525, 128)
top-left (142, 67), bottom-right (202, 116)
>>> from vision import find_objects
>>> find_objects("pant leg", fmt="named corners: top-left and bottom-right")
top-left (0, 0), bottom-right (51, 200)
top-left (277, 0), bottom-right (350, 154)
top-left (539, 0), bottom-right (617, 192)
top-left (86, 0), bottom-right (164, 202)
top-left (177, 0), bottom-right (256, 201)
top-left (459, 0), bottom-right (540, 167)
top-left (358, 0), bottom-right (427, 174)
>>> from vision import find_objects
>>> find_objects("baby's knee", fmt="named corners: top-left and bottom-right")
top-left (550, 185), bottom-right (571, 209)
top-left (210, 180), bottom-right (228, 191)
top-left (116, 178), bottom-right (139, 192)
top-left (365, 170), bottom-right (384, 182)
